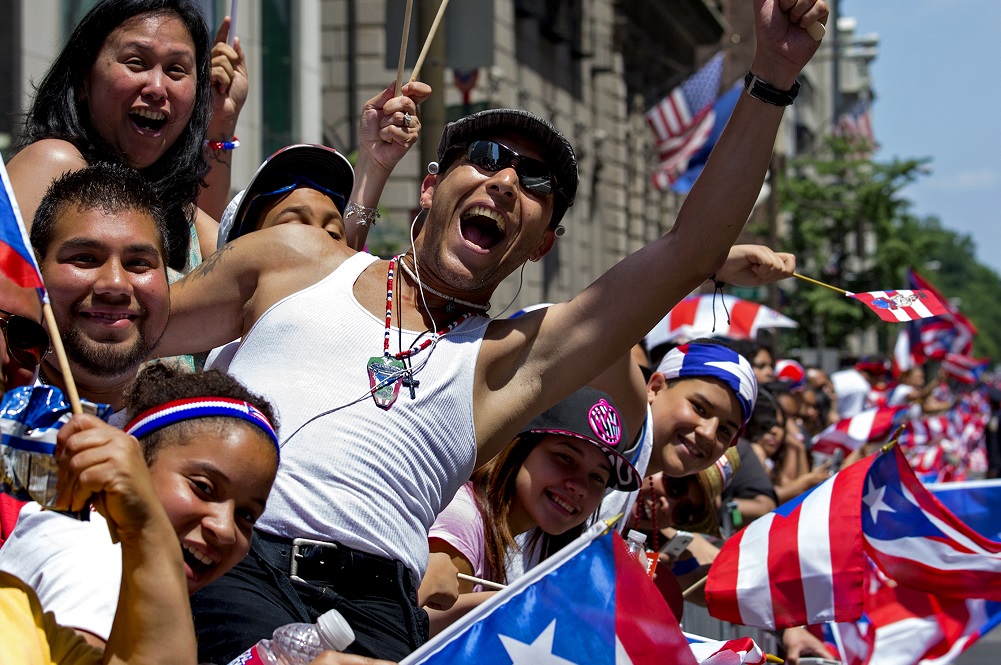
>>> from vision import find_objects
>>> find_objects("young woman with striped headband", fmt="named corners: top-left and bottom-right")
top-left (0, 362), bottom-right (280, 648)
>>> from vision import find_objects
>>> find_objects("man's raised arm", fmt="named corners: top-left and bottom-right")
top-left (493, 0), bottom-right (826, 429)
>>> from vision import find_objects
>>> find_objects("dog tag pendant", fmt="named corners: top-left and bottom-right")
top-left (367, 355), bottom-right (405, 409)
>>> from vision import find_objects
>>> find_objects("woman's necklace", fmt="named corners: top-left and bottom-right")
top-left (366, 255), bottom-right (473, 410)
top-left (397, 256), bottom-right (490, 314)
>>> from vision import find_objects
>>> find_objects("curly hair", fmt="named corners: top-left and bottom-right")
top-left (30, 162), bottom-right (172, 262)
top-left (123, 363), bottom-right (279, 466)
top-left (21, 0), bottom-right (213, 270)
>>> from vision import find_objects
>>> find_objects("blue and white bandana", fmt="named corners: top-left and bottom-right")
top-left (655, 342), bottom-right (758, 426)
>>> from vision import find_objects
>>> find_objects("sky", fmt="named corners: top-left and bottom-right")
top-left (840, 0), bottom-right (1001, 274)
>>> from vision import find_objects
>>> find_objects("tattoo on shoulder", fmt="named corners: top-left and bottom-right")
top-left (190, 242), bottom-right (235, 280)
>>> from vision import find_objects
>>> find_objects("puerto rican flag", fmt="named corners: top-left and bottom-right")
top-left (811, 406), bottom-right (909, 456)
top-left (940, 353), bottom-right (990, 384)
top-left (706, 446), bottom-right (1001, 631)
top-left (402, 523), bottom-right (697, 665)
top-left (686, 635), bottom-right (767, 665)
top-left (0, 157), bottom-right (45, 296)
top-left (833, 481), bottom-right (1001, 665)
top-left (851, 290), bottom-right (948, 323)
top-left (907, 270), bottom-right (977, 359)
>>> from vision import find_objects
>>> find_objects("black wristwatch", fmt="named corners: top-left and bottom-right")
top-left (744, 72), bottom-right (801, 107)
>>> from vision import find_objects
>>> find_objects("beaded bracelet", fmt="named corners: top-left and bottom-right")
top-left (344, 201), bottom-right (380, 227)
top-left (204, 137), bottom-right (240, 151)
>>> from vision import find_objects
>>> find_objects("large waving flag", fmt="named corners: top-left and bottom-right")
top-left (401, 522), bottom-right (697, 665)
top-left (645, 54), bottom-right (723, 191)
top-left (907, 270), bottom-right (976, 359)
top-left (669, 82), bottom-right (742, 195)
top-left (0, 157), bottom-right (45, 297)
top-left (833, 481), bottom-right (1001, 665)
top-left (706, 446), bottom-right (1001, 630)
top-left (811, 405), bottom-right (909, 456)
top-left (940, 353), bottom-right (990, 384)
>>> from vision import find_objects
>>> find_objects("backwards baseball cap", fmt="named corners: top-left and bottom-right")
top-left (855, 356), bottom-right (889, 376)
top-left (673, 446), bottom-right (741, 538)
top-left (218, 144), bottom-right (355, 246)
top-left (655, 341), bottom-right (758, 428)
top-left (521, 386), bottom-right (639, 491)
top-left (436, 108), bottom-right (578, 226)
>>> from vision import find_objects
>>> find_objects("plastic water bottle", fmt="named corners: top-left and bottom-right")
top-left (225, 609), bottom-right (355, 665)
top-left (625, 529), bottom-right (651, 572)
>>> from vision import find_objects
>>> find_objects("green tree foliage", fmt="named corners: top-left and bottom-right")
top-left (776, 134), bottom-right (1001, 361)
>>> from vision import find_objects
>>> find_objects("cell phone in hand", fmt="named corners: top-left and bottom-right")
top-left (830, 449), bottom-right (845, 473)
top-left (658, 530), bottom-right (694, 558)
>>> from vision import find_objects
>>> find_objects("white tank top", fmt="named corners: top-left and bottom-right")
top-left (230, 252), bottom-right (486, 580)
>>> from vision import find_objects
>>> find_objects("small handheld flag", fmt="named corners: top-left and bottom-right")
top-left (0, 158), bottom-right (45, 296)
top-left (850, 290), bottom-right (949, 323)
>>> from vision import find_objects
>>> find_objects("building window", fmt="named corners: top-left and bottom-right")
top-left (514, 0), bottom-right (583, 97)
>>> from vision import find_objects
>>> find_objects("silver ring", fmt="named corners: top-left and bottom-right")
top-left (403, 111), bottom-right (412, 128)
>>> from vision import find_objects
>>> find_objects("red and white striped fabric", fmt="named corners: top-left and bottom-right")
top-left (941, 353), bottom-right (990, 384)
top-left (688, 636), bottom-right (767, 665)
top-left (705, 457), bottom-right (873, 629)
top-left (644, 294), bottom-right (798, 349)
top-left (850, 290), bottom-right (948, 323)
top-left (811, 406), bottom-right (909, 456)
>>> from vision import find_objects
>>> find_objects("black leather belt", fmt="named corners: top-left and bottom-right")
top-left (252, 529), bottom-right (412, 599)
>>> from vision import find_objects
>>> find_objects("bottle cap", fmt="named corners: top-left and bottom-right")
top-left (626, 529), bottom-right (647, 546)
top-left (316, 609), bottom-right (355, 651)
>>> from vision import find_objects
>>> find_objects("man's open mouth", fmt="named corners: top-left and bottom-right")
top-left (460, 206), bottom-right (506, 250)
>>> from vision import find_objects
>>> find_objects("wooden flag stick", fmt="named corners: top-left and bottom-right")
top-left (409, 0), bottom-right (451, 83)
top-left (395, 0), bottom-right (415, 96)
top-left (682, 574), bottom-right (708, 599)
top-left (458, 572), bottom-right (506, 591)
top-left (792, 272), bottom-right (849, 296)
top-left (41, 301), bottom-right (82, 416)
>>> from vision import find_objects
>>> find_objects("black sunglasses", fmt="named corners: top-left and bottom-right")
top-left (0, 308), bottom-right (50, 368)
top-left (463, 140), bottom-right (556, 196)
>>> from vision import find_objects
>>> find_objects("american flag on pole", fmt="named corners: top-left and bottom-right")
top-left (645, 54), bottom-right (724, 191)
top-left (836, 97), bottom-right (875, 144)
top-left (706, 446), bottom-right (1001, 630)
top-left (0, 157), bottom-right (46, 300)
top-left (811, 406), bottom-right (909, 456)
top-left (940, 353), bottom-right (990, 384)
top-left (850, 289), bottom-right (949, 323)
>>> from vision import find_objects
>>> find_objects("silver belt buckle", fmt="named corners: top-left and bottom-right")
top-left (289, 537), bottom-right (338, 583)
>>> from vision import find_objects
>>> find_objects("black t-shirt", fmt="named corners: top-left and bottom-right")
top-left (721, 439), bottom-right (778, 505)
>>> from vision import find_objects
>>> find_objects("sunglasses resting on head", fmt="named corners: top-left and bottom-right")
top-left (0, 308), bottom-right (50, 368)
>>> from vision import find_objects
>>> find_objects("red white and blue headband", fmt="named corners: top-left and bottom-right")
top-left (125, 397), bottom-right (280, 455)
top-left (655, 342), bottom-right (758, 426)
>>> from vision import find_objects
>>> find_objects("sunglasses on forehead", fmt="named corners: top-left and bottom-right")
top-left (0, 308), bottom-right (51, 368)
top-left (244, 176), bottom-right (347, 225)
top-left (462, 140), bottom-right (556, 196)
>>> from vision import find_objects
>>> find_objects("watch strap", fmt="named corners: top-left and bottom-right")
top-left (744, 72), bottom-right (801, 107)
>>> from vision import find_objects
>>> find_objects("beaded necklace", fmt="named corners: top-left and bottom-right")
top-left (397, 256), bottom-right (490, 314)
top-left (366, 255), bottom-right (473, 410)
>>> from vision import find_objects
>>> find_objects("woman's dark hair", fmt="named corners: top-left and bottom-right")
top-left (745, 388), bottom-right (784, 442)
top-left (470, 434), bottom-right (594, 585)
top-left (22, 0), bottom-right (213, 270)
top-left (123, 363), bottom-right (279, 466)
